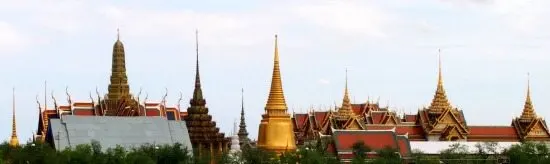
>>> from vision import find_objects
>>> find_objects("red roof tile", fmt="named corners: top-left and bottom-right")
top-left (351, 104), bottom-right (364, 115)
top-left (469, 126), bottom-right (518, 137)
top-left (314, 112), bottom-right (329, 127)
top-left (395, 126), bottom-right (424, 136)
top-left (73, 109), bottom-right (94, 116)
top-left (370, 112), bottom-right (386, 124)
top-left (294, 114), bottom-right (308, 129)
top-left (404, 114), bottom-right (417, 122)
top-left (334, 131), bottom-right (398, 151)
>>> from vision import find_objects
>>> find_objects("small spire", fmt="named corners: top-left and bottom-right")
top-left (521, 72), bottom-right (536, 119)
top-left (117, 28), bottom-right (120, 40)
top-left (265, 34), bottom-right (288, 111)
top-left (238, 88), bottom-right (249, 144)
top-left (338, 68), bottom-right (354, 117)
top-left (10, 87), bottom-right (19, 147)
top-left (192, 29), bottom-right (204, 101)
top-left (428, 49), bottom-right (452, 112)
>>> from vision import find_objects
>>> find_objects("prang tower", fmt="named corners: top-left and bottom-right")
top-left (257, 35), bottom-right (296, 153)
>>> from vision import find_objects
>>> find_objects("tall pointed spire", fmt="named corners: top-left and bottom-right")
top-left (238, 88), bottom-right (249, 144)
top-left (192, 29), bottom-right (204, 102)
top-left (9, 87), bottom-right (19, 147)
top-left (521, 73), bottom-right (536, 119)
top-left (107, 29), bottom-right (131, 100)
top-left (265, 35), bottom-right (288, 112)
top-left (338, 68), bottom-right (353, 116)
top-left (428, 49), bottom-right (451, 112)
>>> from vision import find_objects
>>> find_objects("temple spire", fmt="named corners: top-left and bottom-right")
top-left (339, 68), bottom-right (353, 116)
top-left (521, 73), bottom-right (536, 119)
top-left (238, 88), bottom-right (249, 144)
top-left (265, 35), bottom-right (288, 112)
top-left (9, 87), bottom-right (19, 147)
top-left (428, 49), bottom-right (451, 112)
top-left (192, 29), bottom-right (204, 101)
top-left (107, 29), bottom-right (130, 100)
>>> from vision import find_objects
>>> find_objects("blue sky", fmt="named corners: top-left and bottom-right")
top-left (1, 0), bottom-right (550, 142)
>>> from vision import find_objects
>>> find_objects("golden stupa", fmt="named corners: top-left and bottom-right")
top-left (9, 88), bottom-right (19, 147)
top-left (257, 35), bottom-right (296, 153)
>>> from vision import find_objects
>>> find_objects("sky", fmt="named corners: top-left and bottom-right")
top-left (1, 0), bottom-right (550, 142)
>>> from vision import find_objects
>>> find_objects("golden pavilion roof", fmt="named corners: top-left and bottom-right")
top-left (428, 51), bottom-right (452, 112)
top-left (520, 74), bottom-right (536, 120)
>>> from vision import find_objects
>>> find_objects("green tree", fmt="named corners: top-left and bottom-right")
top-left (505, 142), bottom-right (550, 164)
top-left (351, 141), bottom-right (371, 164)
top-left (371, 146), bottom-right (402, 164)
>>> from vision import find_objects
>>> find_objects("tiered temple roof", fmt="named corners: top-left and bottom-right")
top-left (183, 31), bottom-right (229, 156)
top-left (35, 31), bottom-right (190, 146)
top-left (238, 89), bottom-right (250, 146)
top-left (292, 51), bottom-right (550, 160)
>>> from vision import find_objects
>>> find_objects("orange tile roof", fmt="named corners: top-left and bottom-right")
top-left (334, 131), bottom-right (398, 151)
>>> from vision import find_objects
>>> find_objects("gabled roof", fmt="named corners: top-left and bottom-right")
top-left (48, 115), bottom-right (193, 152)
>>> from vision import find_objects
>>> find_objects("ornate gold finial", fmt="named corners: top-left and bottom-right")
top-left (428, 49), bottom-right (452, 112)
top-left (520, 72), bottom-right (536, 119)
top-left (9, 87), bottom-right (19, 147)
top-left (107, 29), bottom-right (130, 101)
top-left (338, 68), bottom-right (354, 117)
top-left (265, 34), bottom-right (287, 112)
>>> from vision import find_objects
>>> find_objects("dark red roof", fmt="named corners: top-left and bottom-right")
top-left (404, 114), bottom-right (417, 122)
top-left (314, 112), bottom-right (329, 127)
top-left (294, 114), bottom-right (309, 129)
top-left (370, 112), bottom-right (386, 124)
top-left (395, 126), bottom-right (424, 136)
top-left (351, 104), bottom-right (364, 115)
top-left (73, 109), bottom-right (94, 116)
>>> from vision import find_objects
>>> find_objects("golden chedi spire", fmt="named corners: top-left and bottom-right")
top-left (265, 35), bottom-right (288, 113)
top-left (257, 35), bottom-right (296, 153)
top-left (520, 73), bottom-right (536, 120)
top-left (428, 49), bottom-right (452, 112)
top-left (338, 68), bottom-right (354, 117)
top-left (9, 87), bottom-right (19, 147)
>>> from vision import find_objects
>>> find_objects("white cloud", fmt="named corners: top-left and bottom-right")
top-left (0, 22), bottom-right (28, 53)
top-left (318, 78), bottom-right (330, 85)
top-left (292, 1), bottom-right (389, 37)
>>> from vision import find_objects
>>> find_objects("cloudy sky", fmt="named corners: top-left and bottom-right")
top-left (1, 0), bottom-right (550, 142)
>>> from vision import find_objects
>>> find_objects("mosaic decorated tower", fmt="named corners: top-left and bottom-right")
top-left (183, 31), bottom-right (229, 156)
top-left (257, 35), bottom-right (296, 153)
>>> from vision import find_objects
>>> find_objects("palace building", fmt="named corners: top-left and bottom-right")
top-left (33, 31), bottom-right (229, 154)
top-left (292, 53), bottom-right (550, 161)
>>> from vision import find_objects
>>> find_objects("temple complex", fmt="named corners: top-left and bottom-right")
top-left (292, 51), bottom-right (550, 161)
top-left (183, 31), bottom-right (230, 156)
top-left (32, 31), bottom-right (204, 152)
top-left (9, 88), bottom-right (19, 147)
top-left (257, 35), bottom-right (297, 153)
